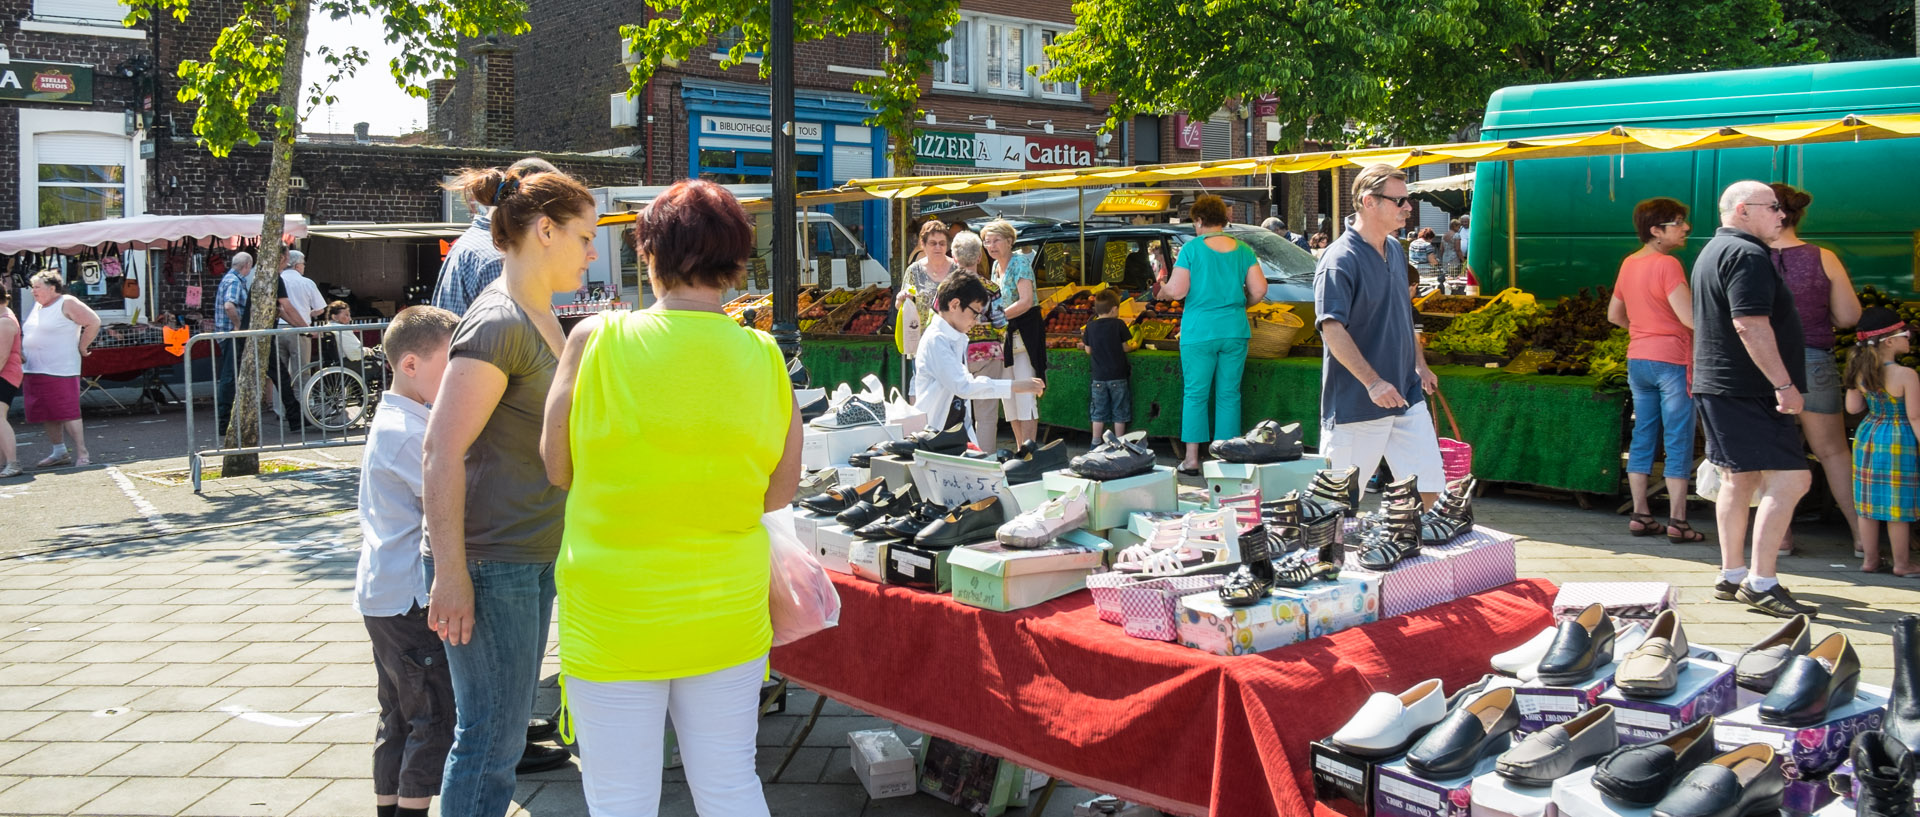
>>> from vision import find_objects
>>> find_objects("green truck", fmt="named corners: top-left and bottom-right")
top-left (1466, 58), bottom-right (1920, 299)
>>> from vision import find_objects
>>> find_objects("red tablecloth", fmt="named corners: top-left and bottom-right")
top-left (771, 575), bottom-right (1558, 817)
top-left (83, 343), bottom-right (182, 379)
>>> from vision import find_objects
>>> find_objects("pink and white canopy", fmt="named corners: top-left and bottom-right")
top-left (0, 214), bottom-right (309, 255)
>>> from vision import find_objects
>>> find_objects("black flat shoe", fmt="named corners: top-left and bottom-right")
top-left (1535, 602), bottom-right (1616, 686)
top-left (1003, 439), bottom-right (1068, 485)
top-left (1759, 632), bottom-right (1861, 727)
top-left (1649, 743), bottom-right (1784, 817)
top-left (798, 477), bottom-right (886, 515)
top-left (1209, 420), bottom-right (1304, 464)
top-left (1594, 717), bottom-right (1718, 807)
top-left (1408, 686), bottom-right (1520, 779)
top-left (1736, 582), bottom-right (1819, 620)
top-left (838, 486), bottom-right (915, 529)
top-left (847, 440), bottom-right (893, 468)
top-left (517, 742), bottom-right (572, 775)
top-left (1071, 431), bottom-right (1155, 480)
top-left (914, 497), bottom-right (1005, 548)
top-left (882, 422), bottom-right (968, 458)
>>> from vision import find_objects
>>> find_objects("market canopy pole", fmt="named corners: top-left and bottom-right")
top-left (768, 0), bottom-right (800, 358)
top-left (1505, 160), bottom-right (1517, 290)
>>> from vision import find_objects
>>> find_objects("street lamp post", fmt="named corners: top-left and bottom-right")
top-left (769, 0), bottom-right (801, 359)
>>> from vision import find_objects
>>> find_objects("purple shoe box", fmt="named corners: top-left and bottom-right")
top-left (1596, 659), bottom-right (1737, 744)
top-left (1345, 552), bottom-right (1458, 619)
top-left (1550, 582), bottom-right (1675, 622)
top-left (1372, 755), bottom-right (1500, 817)
top-left (1713, 684), bottom-right (1889, 779)
top-left (1514, 671), bottom-right (1615, 736)
top-left (1425, 527), bottom-right (1518, 598)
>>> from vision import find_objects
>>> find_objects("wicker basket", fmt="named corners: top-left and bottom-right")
top-left (1247, 311), bottom-right (1306, 359)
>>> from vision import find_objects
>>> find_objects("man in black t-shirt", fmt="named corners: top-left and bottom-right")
top-left (1691, 180), bottom-right (1817, 620)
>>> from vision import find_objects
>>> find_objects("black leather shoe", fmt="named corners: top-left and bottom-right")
top-left (1887, 616), bottom-right (1920, 753)
top-left (1408, 686), bottom-right (1520, 779)
top-left (847, 440), bottom-right (893, 468)
top-left (863, 501), bottom-right (947, 540)
top-left (1736, 582), bottom-right (1819, 620)
top-left (1069, 431), bottom-right (1155, 480)
top-left (1003, 439), bottom-right (1069, 485)
top-left (798, 477), bottom-right (886, 515)
top-left (527, 717), bottom-right (558, 743)
top-left (1735, 614), bottom-right (1812, 694)
top-left (799, 393), bottom-right (828, 423)
top-left (517, 742), bottom-right (571, 774)
top-left (1759, 631), bottom-right (1861, 727)
top-left (1855, 731), bottom-right (1916, 817)
top-left (1208, 420), bottom-right (1304, 464)
top-left (882, 423), bottom-right (969, 458)
top-left (914, 496), bottom-right (1005, 548)
top-left (1535, 602), bottom-right (1616, 686)
top-left (1649, 743), bottom-right (1784, 817)
top-left (838, 486), bottom-right (914, 529)
top-left (1594, 717), bottom-right (1718, 807)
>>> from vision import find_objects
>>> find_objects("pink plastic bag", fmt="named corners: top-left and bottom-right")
top-left (766, 508), bottom-right (840, 646)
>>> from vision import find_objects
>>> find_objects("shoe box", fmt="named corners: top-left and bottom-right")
top-left (1547, 767), bottom-right (1629, 817)
top-left (1513, 669), bottom-right (1616, 737)
top-left (1344, 552), bottom-right (1458, 620)
top-left (1273, 571), bottom-right (1382, 640)
top-left (803, 423), bottom-right (901, 470)
top-left (848, 537), bottom-right (890, 583)
top-left (916, 736), bottom-right (1030, 817)
top-left (1043, 466), bottom-right (1179, 531)
top-left (869, 455), bottom-right (916, 494)
top-left (793, 511), bottom-right (833, 549)
top-left (1470, 769), bottom-right (1558, 817)
top-left (911, 449), bottom-right (1022, 515)
top-left (948, 530), bottom-right (1110, 613)
top-left (1373, 754), bottom-right (1501, 817)
top-left (1423, 527), bottom-right (1519, 598)
top-left (815, 524), bottom-right (855, 575)
top-left (1177, 590), bottom-right (1309, 656)
top-left (1596, 659), bottom-right (1738, 745)
top-left (1714, 683), bottom-right (1889, 781)
top-left (1202, 455), bottom-right (1331, 505)
top-left (1549, 583), bottom-right (1676, 623)
top-left (1312, 740), bottom-right (1394, 817)
top-left (884, 542), bottom-right (957, 591)
top-left (848, 728), bottom-right (916, 798)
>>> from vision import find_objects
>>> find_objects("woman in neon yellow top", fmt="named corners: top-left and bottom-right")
top-left (541, 180), bottom-right (803, 817)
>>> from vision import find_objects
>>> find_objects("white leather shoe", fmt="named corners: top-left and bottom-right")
top-left (1329, 679), bottom-right (1445, 758)
top-left (997, 484), bottom-right (1089, 548)
top-left (1491, 627), bottom-right (1557, 678)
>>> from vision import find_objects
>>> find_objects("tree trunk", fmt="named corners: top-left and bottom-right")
top-left (222, 0), bottom-right (309, 477)
top-left (1286, 174), bottom-right (1308, 234)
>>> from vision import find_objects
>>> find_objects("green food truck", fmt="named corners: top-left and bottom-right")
top-left (1466, 58), bottom-right (1920, 299)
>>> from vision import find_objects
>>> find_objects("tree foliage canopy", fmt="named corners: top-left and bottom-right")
top-left (621, 0), bottom-right (963, 172)
top-left (124, 0), bottom-right (531, 155)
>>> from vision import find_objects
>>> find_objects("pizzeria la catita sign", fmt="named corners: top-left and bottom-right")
top-left (915, 130), bottom-right (1096, 171)
top-left (0, 60), bottom-right (93, 105)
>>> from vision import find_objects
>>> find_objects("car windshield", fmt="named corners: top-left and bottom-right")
top-left (1221, 225), bottom-right (1317, 282)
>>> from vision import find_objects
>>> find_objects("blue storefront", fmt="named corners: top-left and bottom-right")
top-left (682, 80), bottom-right (891, 266)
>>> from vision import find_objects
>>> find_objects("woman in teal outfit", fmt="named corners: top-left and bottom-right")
top-left (1160, 195), bottom-right (1268, 474)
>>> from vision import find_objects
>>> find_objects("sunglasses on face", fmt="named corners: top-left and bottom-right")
top-left (1369, 192), bottom-right (1413, 208)
top-left (1654, 220), bottom-right (1687, 228)
top-left (1748, 201), bottom-right (1782, 212)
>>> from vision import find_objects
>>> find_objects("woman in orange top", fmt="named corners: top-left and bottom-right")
top-left (1608, 197), bottom-right (1703, 543)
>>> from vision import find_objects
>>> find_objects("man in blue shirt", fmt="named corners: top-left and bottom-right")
top-left (1314, 164), bottom-right (1444, 507)
top-left (430, 157), bottom-right (559, 316)
top-left (213, 252), bottom-right (253, 435)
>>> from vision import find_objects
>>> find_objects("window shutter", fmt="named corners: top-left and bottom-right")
top-left (1201, 113), bottom-right (1233, 161)
top-left (34, 0), bottom-right (126, 23)
top-left (36, 132), bottom-right (128, 167)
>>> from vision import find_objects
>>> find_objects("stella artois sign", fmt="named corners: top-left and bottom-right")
top-left (0, 60), bottom-right (94, 105)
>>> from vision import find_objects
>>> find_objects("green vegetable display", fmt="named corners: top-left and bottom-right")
top-left (1428, 300), bottom-right (1542, 356)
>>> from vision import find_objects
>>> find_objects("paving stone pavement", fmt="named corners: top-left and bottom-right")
top-left (1, 456), bottom-right (1918, 815)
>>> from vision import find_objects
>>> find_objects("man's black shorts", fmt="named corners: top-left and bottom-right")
top-left (1698, 393), bottom-right (1809, 473)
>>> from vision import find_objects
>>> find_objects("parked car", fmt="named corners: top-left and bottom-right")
top-left (993, 221), bottom-right (1318, 302)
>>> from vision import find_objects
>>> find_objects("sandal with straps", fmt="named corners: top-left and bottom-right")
top-left (1628, 512), bottom-right (1661, 537)
top-left (1665, 519), bottom-right (1706, 544)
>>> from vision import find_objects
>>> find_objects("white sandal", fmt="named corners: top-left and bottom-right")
top-left (0, 463), bottom-right (20, 478)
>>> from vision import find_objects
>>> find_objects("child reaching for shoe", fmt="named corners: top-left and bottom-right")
top-left (1080, 289), bottom-right (1138, 439)
top-left (352, 305), bottom-right (460, 817)
top-left (913, 272), bottom-right (1044, 447)
top-left (1843, 306), bottom-right (1920, 577)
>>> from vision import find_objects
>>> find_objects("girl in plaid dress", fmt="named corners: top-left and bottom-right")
top-left (1844, 306), bottom-right (1920, 576)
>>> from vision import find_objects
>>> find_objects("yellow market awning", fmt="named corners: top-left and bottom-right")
top-left (1096, 190), bottom-right (1177, 214)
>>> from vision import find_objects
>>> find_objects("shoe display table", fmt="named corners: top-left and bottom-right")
top-left (799, 339), bottom-right (1628, 495)
top-left (770, 572), bottom-right (1558, 817)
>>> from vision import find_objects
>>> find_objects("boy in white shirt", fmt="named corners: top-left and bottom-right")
top-left (912, 272), bottom-right (1044, 447)
top-left (353, 306), bottom-right (458, 817)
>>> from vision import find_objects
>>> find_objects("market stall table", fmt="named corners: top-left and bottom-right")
top-left (797, 339), bottom-right (1627, 493)
top-left (770, 573), bottom-right (1556, 817)
top-left (79, 338), bottom-right (210, 414)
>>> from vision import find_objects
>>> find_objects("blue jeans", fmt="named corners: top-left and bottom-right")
top-left (215, 338), bottom-right (238, 433)
top-left (1090, 378), bottom-right (1132, 424)
top-left (1627, 359), bottom-right (1696, 476)
top-left (1180, 338), bottom-right (1248, 443)
top-left (425, 558), bottom-right (556, 817)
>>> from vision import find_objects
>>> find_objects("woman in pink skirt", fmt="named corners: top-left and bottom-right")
top-left (0, 287), bottom-right (22, 477)
top-left (21, 272), bottom-right (98, 469)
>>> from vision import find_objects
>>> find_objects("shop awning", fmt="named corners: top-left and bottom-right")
top-left (306, 223), bottom-right (469, 240)
top-left (0, 213), bottom-right (310, 255)
top-left (1408, 171), bottom-right (1475, 215)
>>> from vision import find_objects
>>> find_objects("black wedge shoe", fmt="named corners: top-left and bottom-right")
top-left (1357, 497), bottom-right (1423, 571)
top-left (1219, 523), bottom-right (1275, 607)
top-left (1420, 476), bottom-right (1477, 546)
top-left (1300, 467), bottom-right (1360, 520)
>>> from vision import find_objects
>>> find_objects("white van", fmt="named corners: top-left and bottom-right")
top-left (590, 185), bottom-right (889, 305)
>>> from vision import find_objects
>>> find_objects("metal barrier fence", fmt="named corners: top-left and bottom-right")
top-left (183, 321), bottom-right (391, 492)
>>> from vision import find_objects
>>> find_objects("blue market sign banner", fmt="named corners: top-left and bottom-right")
top-left (0, 61), bottom-right (93, 105)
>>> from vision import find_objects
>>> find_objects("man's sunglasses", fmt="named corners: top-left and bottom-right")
top-left (1369, 192), bottom-right (1413, 208)
top-left (1747, 201), bottom-right (1782, 212)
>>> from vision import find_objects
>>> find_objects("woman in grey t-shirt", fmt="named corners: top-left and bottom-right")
top-left (422, 162), bottom-right (597, 817)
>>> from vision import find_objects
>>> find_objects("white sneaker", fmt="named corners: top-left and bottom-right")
top-left (1329, 679), bottom-right (1446, 757)
top-left (996, 485), bottom-right (1089, 548)
top-left (1491, 626), bottom-right (1558, 679)
top-left (809, 376), bottom-right (886, 430)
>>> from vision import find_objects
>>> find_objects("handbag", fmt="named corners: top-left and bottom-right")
top-left (765, 508), bottom-right (840, 646)
top-left (1430, 387), bottom-right (1472, 482)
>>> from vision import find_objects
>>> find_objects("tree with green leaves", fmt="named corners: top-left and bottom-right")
top-left (122, 0), bottom-right (530, 475)
top-left (619, 1), bottom-right (962, 174)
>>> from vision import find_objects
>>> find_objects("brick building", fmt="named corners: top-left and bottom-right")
top-left (1, 0), bottom-right (644, 322)
top-left (425, 0), bottom-right (1333, 264)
